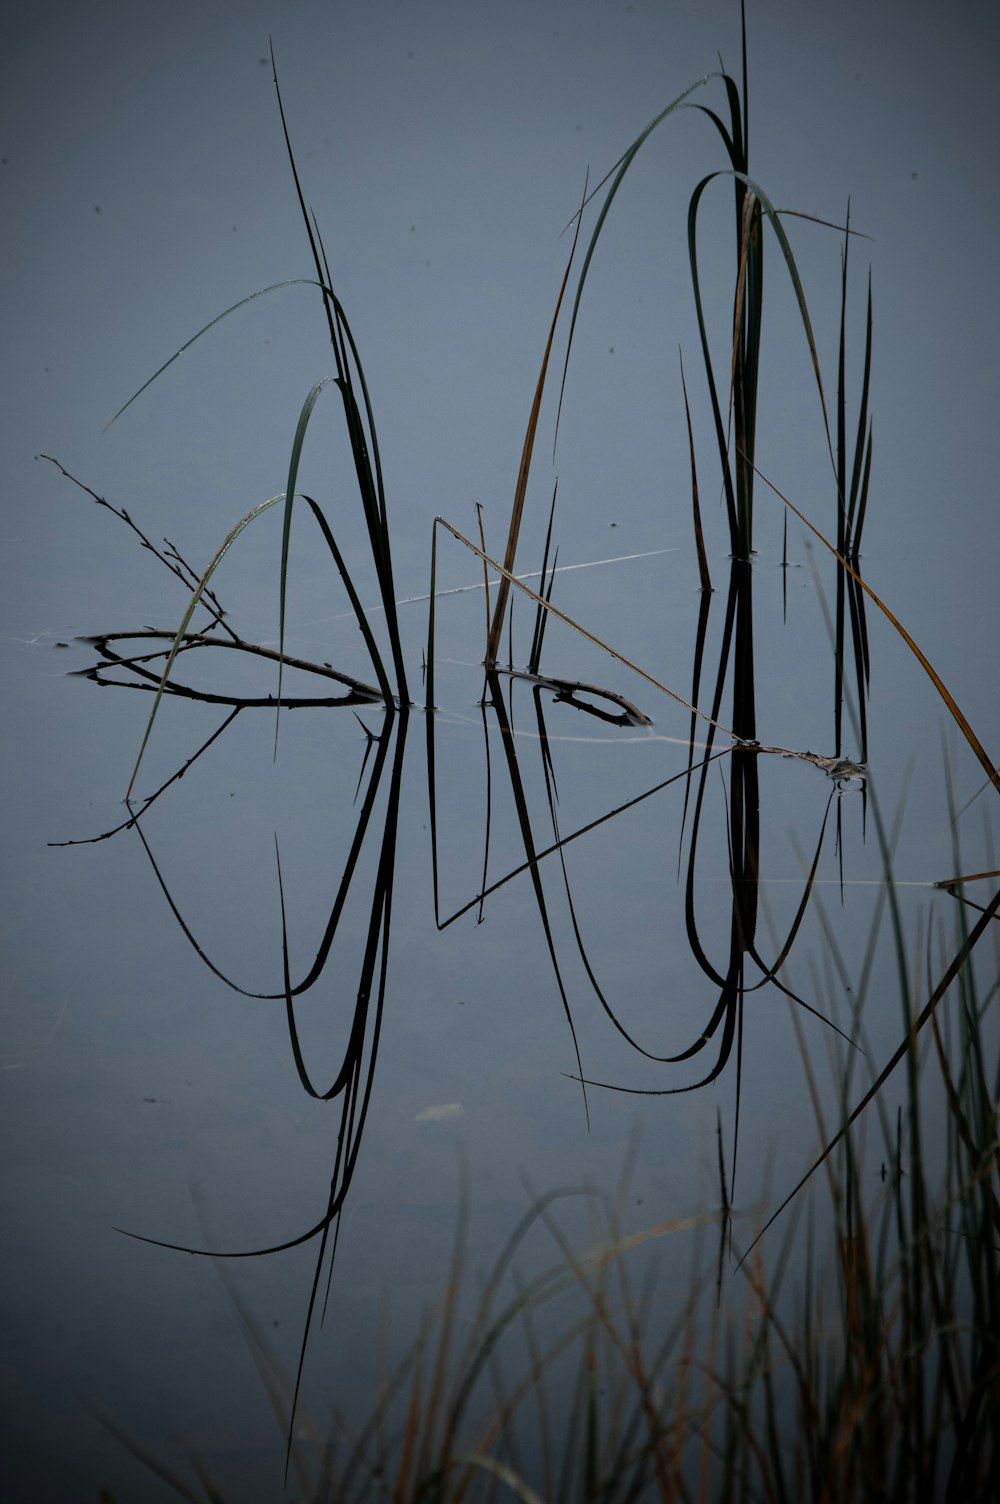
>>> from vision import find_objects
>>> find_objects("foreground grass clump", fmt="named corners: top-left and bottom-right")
top-left (109, 888), bottom-right (998, 1502)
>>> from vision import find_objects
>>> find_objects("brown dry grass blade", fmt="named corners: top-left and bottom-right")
top-left (485, 178), bottom-right (587, 665)
top-left (935, 868), bottom-right (1000, 891)
top-left (751, 459), bottom-right (1000, 796)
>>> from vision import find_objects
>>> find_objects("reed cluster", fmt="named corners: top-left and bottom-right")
top-left (107, 880), bottom-right (997, 1501)
top-left (59, 11), bottom-right (997, 1502)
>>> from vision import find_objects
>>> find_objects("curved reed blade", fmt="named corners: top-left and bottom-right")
top-left (691, 69), bottom-right (744, 174)
top-left (853, 417), bottom-right (874, 558)
top-left (275, 377), bottom-right (338, 745)
top-left (271, 46), bottom-right (407, 701)
top-left (572, 964), bottom-right (743, 1095)
top-left (282, 712), bottom-right (408, 1467)
top-left (680, 353), bottom-right (712, 592)
top-left (686, 176), bottom-right (737, 548)
top-left (450, 1454), bottom-right (547, 1504)
top-left (837, 203), bottom-right (851, 548)
top-left (735, 173), bottom-right (833, 454)
top-left (555, 73), bottom-right (716, 442)
top-left (734, 191), bottom-right (764, 548)
top-left (269, 41), bottom-right (340, 361)
top-left (329, 296), bottom-right (409, 702)
top-left (683, 568), bottom-right (739, 992)
top-left (277, 718), bottom-right (397, 1002)
top-left (688, 169), bottom-right (836, 552)
top-left (475, 694), bottom-right (495, 927)
top-left (121, 716), bottom-right (410, 1484)
top-left (104, 279), bottom-right (322, 429)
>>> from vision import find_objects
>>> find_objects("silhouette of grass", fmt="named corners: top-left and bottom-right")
top-left (112, 875), bottom-right (999, 1499)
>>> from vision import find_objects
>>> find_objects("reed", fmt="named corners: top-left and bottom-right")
top-left (555, 0), bottom-right (838, 567)
top-left (84, 50), bottom-right (411, 800)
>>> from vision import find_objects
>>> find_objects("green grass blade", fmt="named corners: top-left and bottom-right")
top-left (853, 420), bottom-right (874, 557)
top-left (687, 173), bottom-right (739, 544)
top-left (555, 73), bottom-right (715, 445)
top-left (331, 297), bottom-right (388, 549)
top-left (104, 280), bottom-right (321, 429)
top-left (688, 170), bottom-right (836, 553)
top-left (742, 174), bottom-right (833, 456)
top-left (269, 41), bottom-right (340, 360)
top-left (690, 105), bottom-right (737, 164)
top-left (837, 210), bottom-right (850, 547)
top-left (740, 0), bottom-right (750, 163)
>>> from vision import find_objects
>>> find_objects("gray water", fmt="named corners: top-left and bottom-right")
top-left (3, 2), bottom-right (999, 1499)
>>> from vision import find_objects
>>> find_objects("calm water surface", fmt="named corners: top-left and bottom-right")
top-left (3, 3), bottom-right (999, 1499)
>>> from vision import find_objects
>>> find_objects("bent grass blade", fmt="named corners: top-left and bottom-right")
top-left (104, 279), bottom-right (325, 430)
top-left (555, 72), bottom-right (716, 444)
top-left (687, 169), bottom-right (836, 551)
